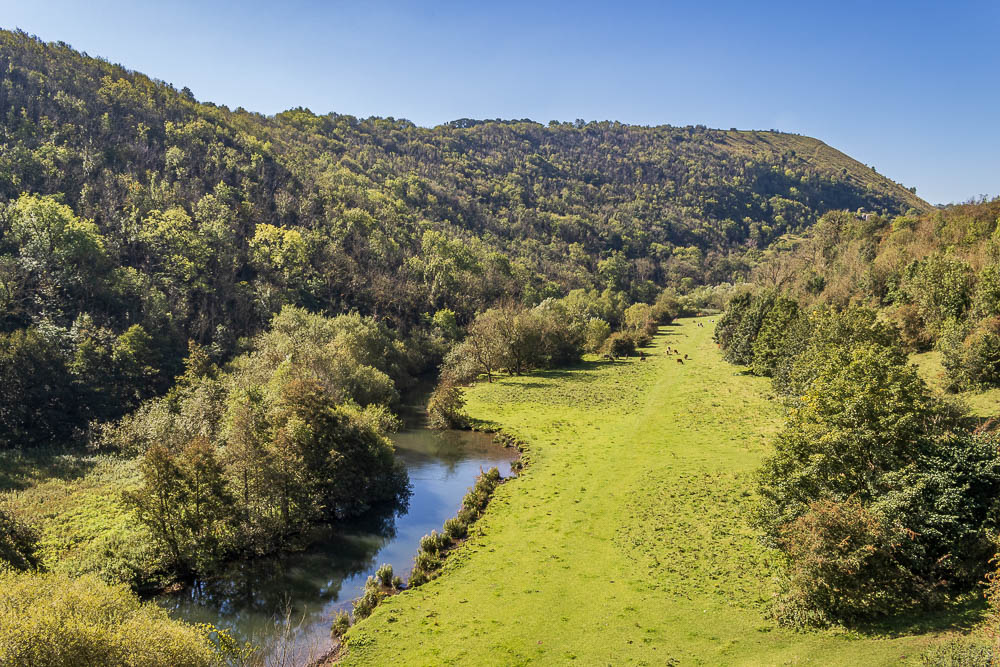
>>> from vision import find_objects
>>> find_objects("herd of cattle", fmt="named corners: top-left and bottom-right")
top-left (601, 319), bottom-right (714, 364)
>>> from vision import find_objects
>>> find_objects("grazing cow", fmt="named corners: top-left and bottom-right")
top-left (684, 354), bottom-right (689, 360)
top-left (676, 358), bottom-right (684, 364)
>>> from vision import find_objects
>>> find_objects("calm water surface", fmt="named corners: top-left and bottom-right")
top-left (159, 393), bottom-right (514, 664)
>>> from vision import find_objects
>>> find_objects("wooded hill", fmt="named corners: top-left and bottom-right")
top-left (0, 28), bottom-right (928, 442)
top-left (748, 198), bottom-right (1000, 391)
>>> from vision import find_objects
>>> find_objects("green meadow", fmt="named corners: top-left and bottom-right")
top-left (341, 317), bottom-right (960, 665)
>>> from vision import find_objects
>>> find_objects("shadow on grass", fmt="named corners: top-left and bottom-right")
top-left (850, 596), bottom-right (987, 638)
top-left (0, 447), bottom-right (98, 493)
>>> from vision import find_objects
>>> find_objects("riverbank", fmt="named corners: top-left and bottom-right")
top-left (338, 317), bottom-right (962, 664)
top-left (0, 389), bottom-right (517, 662)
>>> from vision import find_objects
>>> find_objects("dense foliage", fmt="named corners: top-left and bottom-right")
top-left (0, 571), bottom-right (241, 666)
top-left (0, 505), bottom-right (39, 573)
top-left (752, 198), bottom-right (1000, 391)
top-left (717, 297), bottom-right (1000, 623)
top-left (113, 307), bottom-right (410, 580)
top-left (0, 29), bottom-right (926, 445)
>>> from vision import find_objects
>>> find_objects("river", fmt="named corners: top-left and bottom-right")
top-left (158, 391), bottom-right (515, 664)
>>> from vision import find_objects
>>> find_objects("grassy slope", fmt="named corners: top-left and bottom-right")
top-left (1, 452), bottom-right (146, 580)
top-left (722, 131), bottom-right (931, 213)
top-left (342, 318), bottom-right (940, 665)
top-left (912, 349), bottom-right (1000, 419)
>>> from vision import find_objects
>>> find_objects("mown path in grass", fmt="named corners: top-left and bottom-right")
top-left (341, 317), bottom-right (944, 665)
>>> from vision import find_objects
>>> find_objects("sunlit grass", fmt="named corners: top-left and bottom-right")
top-left (341, 318), bottom-right (962, 665)
top-left (2, 452), bottom-right (157, 586)
top-left (912, 348), bottom-right (1000, 418)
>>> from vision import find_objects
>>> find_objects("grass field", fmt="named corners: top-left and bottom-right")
top-left (340, 317), bottom-right (964, 665)
top-left (0, 450), bottom-right (156, 586)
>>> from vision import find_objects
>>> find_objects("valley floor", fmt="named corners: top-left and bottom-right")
top-left (341, 317), bottom-right (963, 665)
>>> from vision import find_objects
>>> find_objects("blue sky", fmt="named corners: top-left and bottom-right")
top-left (2, 0), bottom-right (997, 205)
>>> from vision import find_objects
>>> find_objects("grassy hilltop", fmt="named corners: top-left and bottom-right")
top-left (341, 319), bottom-right (948, 665)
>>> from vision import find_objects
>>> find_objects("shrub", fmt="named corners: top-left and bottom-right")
top-left (408, 568), bottom-right (430, 588)
top-left (0, 571), bottom-right (217, 666)
top-left (582, 318), bottom-right (611, 353)
top-left (375, 563), bottom-right (394, 588)
top-left (352, 578), bottom-right (385, 620)
top-left (603, 332), bottom-right (635, 358)
top-left (456, 507), bottom-right (478, 526)
top-left (750, 296), bottom-right (801, 377)
top-left (419, 530), bottom-right (449, 554)
top-left (919, 638), bottom-right (993, 667)
top-left (414, 550), bottom-right (441, 572)
top-left (903, 254), bottom-right (975, 334)
top-left (330, 610), bottom-right (351, 638)
top-left (777, 499), bottom-right (910, 623)
top-left (940, 317), bottom-right (1000, 390)
top-left (891, 303), bottom-right (933, 352)
top-left (443, 517), bottom-right (468, 540)
top-left (427, 382), bottom-right (466, 429)
top-left (0, 506), bottom-right (40, 573)
top-left (721, 291), bottom-right (776, 366)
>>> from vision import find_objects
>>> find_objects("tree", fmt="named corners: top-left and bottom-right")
top-left (0, 327), bottom-right (77, 449)
top-left (750, 296), bottom-right (801, 377)
top-left (777, 498), bottom-right (908, 623)
top-left (462, 308), bottom-right (507, 382)
top-left (721, 291), bottom-right (776, 366)
top-left (756, 344), bottom-right (938, 531)
top-left (5, 193), bottom-right (108, 306)
top-left (756, 339), bottom-right (1000, 620)
top-left (267, 377), bottom-right (406, 520)
top-left (427, 381), bottom-right (466, 429)
top-left (125, 438), bottom-right (233, 576)
top-left (623, 302), bottom-right (657, 345)
top-left (598, 251), bottom-right (630, 292)
top-left (902, 254), bottom-right (975, 333)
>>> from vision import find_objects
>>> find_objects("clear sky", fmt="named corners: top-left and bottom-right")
top-left (2, 0), bottom-right (997, 205)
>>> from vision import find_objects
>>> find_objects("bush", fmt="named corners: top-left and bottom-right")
top-left (419, 530), bottom-right (450, 554)
top-left (891, 303), bottom-right (933, 352)
top-left (408, 568), bottom-right (430, 588)
top-left (443, 517), bottom-right (468, 540)
top-left (721, 291), bottom-right (776, 366)
top-left (427, 382), bottom-right (466, 429)
top-left (414, 550), bottom-right (441, 572)
top-left (462, 467), bottom-right (502, 515)
top-left (582, 318), bottom-right (612, 353)
top-left (330, 610), bottom-right (351, 638)
top-left (756, 328), bottom-right (1000, 623)
top-left (603, 332), bottom-right (635, 358)
top-left (0, 571), bottom-right (218, 666)
top-left (940, 317), bottom-right (1000, 390)
top-left (352, 577), bottom-right (385, 620)
top-left (777, 499), bottom-right (910, 623)
top-left (750, 296), bottom-right (801, 377)
top-left (375, 563), bottom-right (395, 588)
top-left (0, 507), bottom-right (40, 573)
top-left (902, 254), bottom-right (975, 334)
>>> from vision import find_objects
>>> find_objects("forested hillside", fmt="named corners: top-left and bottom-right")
top-left (750, 198), bottom-right (1000, 391)
top-left (0, 29), bottom-right (929, 444)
